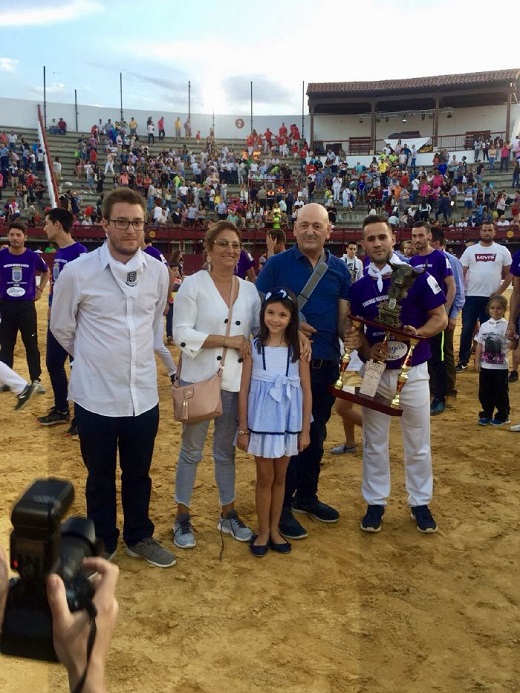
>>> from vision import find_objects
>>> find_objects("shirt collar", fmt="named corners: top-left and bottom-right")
top-left (99, 241), bottom-right (147, 269)
top-left (292, 245), bottom-right (329, 263)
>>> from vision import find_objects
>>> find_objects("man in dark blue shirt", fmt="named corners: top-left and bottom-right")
top-left (256, 203), bottom-right (351, 539)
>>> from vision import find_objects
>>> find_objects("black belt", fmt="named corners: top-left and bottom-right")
top-left (310, 359), bottom-right (336, 369)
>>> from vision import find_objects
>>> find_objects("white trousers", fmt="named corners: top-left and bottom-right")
top-left (155, 321), bottom-right (176, 376)
top-left (0, 361), bottom-right (27, 395)
top-left (361, 362), bottom-right (433, 507)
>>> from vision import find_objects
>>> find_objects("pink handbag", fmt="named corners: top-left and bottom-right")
top-left (172, 278), bottom-right (236, 425)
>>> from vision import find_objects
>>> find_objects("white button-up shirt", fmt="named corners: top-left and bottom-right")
top-left (173, 271), bottom-right (261, 392)
top-left (50, 243), bottom-right (169, 417)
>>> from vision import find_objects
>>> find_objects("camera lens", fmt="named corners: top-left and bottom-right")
top-left (59, 517), bottom-right (98, 582)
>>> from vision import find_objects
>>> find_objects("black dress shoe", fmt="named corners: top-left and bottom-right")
top-left (249, 535), bottom-right (269, 557)
top-left (269, 538), bottom-right (292, 554)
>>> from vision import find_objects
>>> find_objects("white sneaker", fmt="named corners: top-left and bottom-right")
top-left (509, 424), bottom-right (520, 432)
top-left (330, 443), bottom-right (357, 455)
top-left (32, 379), bottom-right (46, 394)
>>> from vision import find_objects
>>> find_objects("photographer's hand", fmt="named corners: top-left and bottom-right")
top-left (47, 558), bottom-right (119, 693)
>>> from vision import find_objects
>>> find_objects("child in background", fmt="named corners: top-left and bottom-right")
top-left (475, 295), bottom-right (511, 426)
top-left (237, 288), bottom-right (311, 557)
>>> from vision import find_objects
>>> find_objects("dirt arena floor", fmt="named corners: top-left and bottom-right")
top-left (0, 299), bottom-right (519, 692)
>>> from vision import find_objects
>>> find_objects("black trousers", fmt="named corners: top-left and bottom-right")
top-left (75, 403), bottom-right (159, 553)
top-left (478, 369), bottom-right (509, 421)
top-left (284, 359), bottom-right (338, 506)
top-left (428, 330), bottom-right (447, 402)
top-left (0, 299), bottom-right (41, 381)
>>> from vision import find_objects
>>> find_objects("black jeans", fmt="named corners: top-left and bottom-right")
top-left (75, 403), bottom-right (159, 553)
top-left (284, 359), bottom-right (338, 506)
top-left (478, 369), bottom-right (509, 421)
top-left (46, 328), bottom-right (71, 412)
top-left (428, 331), bottom-right (447, 402)
top-left (0, 299), bottom-right (41, 381)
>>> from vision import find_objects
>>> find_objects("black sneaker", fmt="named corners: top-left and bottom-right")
top-left (37, 407), bottom-right (70, 426)
top-left (279, 507), bottom-right (308, 539)
top-left (508, 371), bottom-right (518, 383)
top-left (65, 423), bottom-right (79, 438)
top-left (410, 505), bottom-right (437, 533)
top-left (360, 505), bottom-right (385, 532)
top-left (14, 382), bottom-right (38, 411)
top-left (292, 495), bottom-right (340, 523)
top-left (455, 362), bottom-right (468, 372)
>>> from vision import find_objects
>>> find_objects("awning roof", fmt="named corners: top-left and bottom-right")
top-left (307, 69), bottom-right (520, 115)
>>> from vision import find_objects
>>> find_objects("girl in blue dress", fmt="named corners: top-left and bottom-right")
top-left (237, 287), bottom-right (311, 557)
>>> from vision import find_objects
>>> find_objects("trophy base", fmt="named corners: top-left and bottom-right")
top-left (329, 384), bottom-right (403, 417)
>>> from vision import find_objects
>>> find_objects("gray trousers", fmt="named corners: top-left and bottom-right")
top-left (175, 390), bottom-right (238, 507)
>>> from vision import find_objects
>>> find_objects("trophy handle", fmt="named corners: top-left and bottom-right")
top-left (335, 318), bottom-right (362, 389)
top-left (390, 337), bottom-right (419, 408)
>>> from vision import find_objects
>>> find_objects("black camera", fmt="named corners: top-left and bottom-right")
top-left (0, 478), bottom-right (102, 661)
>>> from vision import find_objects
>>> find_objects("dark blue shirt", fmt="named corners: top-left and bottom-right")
top-left (256, 246), bottom-right (351, 361)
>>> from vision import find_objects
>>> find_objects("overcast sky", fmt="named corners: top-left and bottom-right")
top-left (1, 0), bottom-right (518, 116)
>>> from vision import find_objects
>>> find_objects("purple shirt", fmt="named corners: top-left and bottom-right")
top-left (409, 249), bottom-right (452, 295)
top-left (144, 245), bottom-right (168, 266)
top-left (234, 249), bottom-right (255, 279)
top-left (511, 249), bottom-right (520, 277)
top-left (50, 241), bottom-right (87, 303)
top-left (350, 272), bottom-right (446, 368)
top-left (0, 248), bottom-right (48, 301)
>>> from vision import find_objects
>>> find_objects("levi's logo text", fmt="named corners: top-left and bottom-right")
top-left (475, 253), bottom-right (497, 262)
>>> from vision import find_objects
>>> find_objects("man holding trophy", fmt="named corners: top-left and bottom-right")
top-left (345, 216), bottom-right (447, 534)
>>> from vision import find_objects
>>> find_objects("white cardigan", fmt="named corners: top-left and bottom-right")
top-left (172, 271), bottom-right (261, 392)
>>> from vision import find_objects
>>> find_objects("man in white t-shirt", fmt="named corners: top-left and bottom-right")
top-left (456, 222), bottom-right (512, 370)
top-left (341, 241), bottom-right (363, 283)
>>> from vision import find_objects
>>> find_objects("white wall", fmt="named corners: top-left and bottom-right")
top-left (0, 96), bottom-right (309, 140)
top-left (313, 104), bottom-right (520, 144)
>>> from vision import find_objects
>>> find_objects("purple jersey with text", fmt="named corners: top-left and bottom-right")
top-left (350, 272), bottom-right (446, 368)
top-left (409, 249), bottom-right (452, 295)
top-left (0, 248), bottom-right (48, 301)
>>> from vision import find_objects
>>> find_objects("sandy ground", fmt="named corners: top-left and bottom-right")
top-left (0, 299), bottom-right (519, 693)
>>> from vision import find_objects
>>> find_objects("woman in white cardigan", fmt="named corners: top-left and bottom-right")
top-left (172, 221), bottom-right (261, 549)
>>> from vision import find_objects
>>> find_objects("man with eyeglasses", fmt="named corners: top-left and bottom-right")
top-left (50, 187), bottom-right (176, 569)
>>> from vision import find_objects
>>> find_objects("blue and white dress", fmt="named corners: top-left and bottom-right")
top-left (247, 343), bottom-right (303, 458)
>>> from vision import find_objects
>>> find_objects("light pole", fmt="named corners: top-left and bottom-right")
top-left (120, 72), bottom-right (124, 123)
top-left (43, 65), bottom-right (47, 129)
top-left (250, 81), bottom-right (253, 133)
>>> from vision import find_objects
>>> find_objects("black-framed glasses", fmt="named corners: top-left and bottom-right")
top-left (214, 239), bottom-right (241, 250)
top-left (109, 219), bottom-right (146, 231)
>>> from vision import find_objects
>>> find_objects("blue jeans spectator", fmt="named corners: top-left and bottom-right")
top-left (459, 296), bottom-right (489, 365)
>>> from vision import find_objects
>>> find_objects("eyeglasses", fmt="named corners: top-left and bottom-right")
top-left (109, 219), bottom-right (146, 231)
top-left (214, 239), bottom-right (241, 250)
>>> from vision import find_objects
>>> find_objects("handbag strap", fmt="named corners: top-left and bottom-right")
top-left (176, 276), bottom-right (237, 380)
